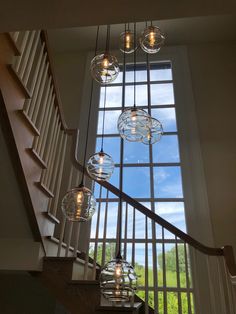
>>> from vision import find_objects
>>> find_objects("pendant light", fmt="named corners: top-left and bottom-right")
top-left (86, 77), bottom-right (114, 181)
top-left (119, 23), bottom-right (136, 54)
top-left (91, 25), bottom-right (120, 84)
top-left (100, 199), bottom-right (138, 301)
top-left (61, 27), bottom-right (101, 222)
top-left (118, 22), bottom-right (150, 142)
top-left (142, 48), bottom-right (163, 145)
top-left (140, 21), bottom-right (165, 54)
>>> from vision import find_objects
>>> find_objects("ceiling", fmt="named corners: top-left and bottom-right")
top-left (48, 15), bottom-right (236, 54)
top-left (0, 0), bottom-right (236, 33)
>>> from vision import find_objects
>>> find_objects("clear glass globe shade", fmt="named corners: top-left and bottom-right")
top-left (86, 151), bottom-right (114, 181)
top-left (61, 186), bottom-right (96, 222)
top-left (90, 53), bottom-right (120, 84)
top-left (117, 108), bottom-right (150, 142)
top-left (119, 31), bottom-right (136, 54)
top-left (140, 26), bottom-right (165, 54)
top-left (100, 258), bottom-right (138, 302)
top-left (142, 116), bottom-right (163, 145)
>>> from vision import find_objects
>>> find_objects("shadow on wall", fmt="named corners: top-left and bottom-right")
top-left (0, 271), bottom-right (70, 314)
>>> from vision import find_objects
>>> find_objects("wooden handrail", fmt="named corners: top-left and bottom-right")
top-left (66, 129), bottom-right (236, 276)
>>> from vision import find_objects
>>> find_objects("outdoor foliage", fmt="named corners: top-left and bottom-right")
top-left (89, 243), bottom-right (194, 314)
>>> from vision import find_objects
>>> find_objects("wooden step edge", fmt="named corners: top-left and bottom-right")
top-left (20, 110), bottom-right (40, 136)
top-left (47, 236), bottom-right (101, 269)
top-left (36, 181), bottom-right (54, 198)
top-left (5, 33), bottom-right (21, 56)
top-left (27, 148), bottom-right (47, 169)
top-left (7, 65), bottom-right (31, 98)
top-left (42, 211), bottom-right (60, 224)
top-left (44, 256), bottom-right (76, 262)
top-left (68, 280), bottom-right (100, 285)
top-left (96, 302), bottom-right (143, 312)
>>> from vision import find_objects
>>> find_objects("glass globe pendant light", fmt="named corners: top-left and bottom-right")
top-left (118, 22), bottom-right (150, 142)
top-left (87, 79), bottom-right (114, 181)
top-left (119, 23), bottom-right (136, 54)
top-left (142, 116), bottom-right (163, 145)
top-left (91, 25), bottom-right (120, 84)
top-left (61, 27), bottom-right (102, 222)
top-left (140, 23), bottom-right (165, 54)
top-left (100, 200), bottom-right (138, 302)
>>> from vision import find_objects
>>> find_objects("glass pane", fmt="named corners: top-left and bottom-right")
top-left (167, 292), bottom-right (178, 311)
top-left (154, 166), bottom-right (183, 198)
top-left (123, 167), bottom-right (150, 198)
top-left (151, 83), bottom-right (175, 105)
top-left (126, 69), bottom-right (147, 83)
top-left (125, 84), bottom-right (147, 107)
top-left (109, 70), bottom-right (123, 84)
top-left (124, 140), bottom-right (149, 164)
top-left (96, 136), bottom-right (120, 164)
top-left (165, 244), bottom-right (177, 287)
top-left (106, 202), bottom-right (118, 238)
top-left (135, 210), bottom-right (145, 239)
top-left (97, 110), bottom-right (121, 134)
top-left (150, 68), bottom-right (172, 81)
top-left (155, 202), bottom-right (186, 234)
top-left (153, 135), bottom-right (180, 163)
top-left (99, 86), bottom-right (122, 108)
top-left (135, 243), bottom-right (145, 267)
top-left (152, 108), bottom-right (177, 132)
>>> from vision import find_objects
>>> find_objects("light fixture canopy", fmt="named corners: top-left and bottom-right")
top-left (117, 108), bottom-right (150, 142)
top-left (119, 30), bottom-right (136, 54)
top-left (142, 116), bottom-right (163, 145)
top-left (61, 185), bottom-right (96, 222)
top-left (91, 53), bottom-right (120, 85)
top-left (100, 257), bottom-right (138, 302)
top-left (86, 151), bottom-right (114, 181)
top-left (140, 25), bottom-right (165, 54)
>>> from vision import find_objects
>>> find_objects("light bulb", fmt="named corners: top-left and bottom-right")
top-left (98, 154), bottom-right (104, 164)
top-left (149, 31), bottom-right (155, 47)
top-left (77, 191), bottom-right (84, 205)
top-left (115, 263), bottom-right (122, 278)
top-left (131, 111), bottom-right (137, 122)
top-left (125, 33), bottom-right (131, 49)
top-left (102, 57), bottom-right (109, 68)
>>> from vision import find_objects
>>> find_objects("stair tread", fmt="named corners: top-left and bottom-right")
top-left (97, 302), bottom-right (142, 310)
top-left (68, 280), bottom-right (99, 285)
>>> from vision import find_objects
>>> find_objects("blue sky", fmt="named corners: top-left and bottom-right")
top-left (91, 66), bottom-right (186, 265)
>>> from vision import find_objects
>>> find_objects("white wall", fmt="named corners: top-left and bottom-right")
top-left (187, 41), bottom-right (236, 253)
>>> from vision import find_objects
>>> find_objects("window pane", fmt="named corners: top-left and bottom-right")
top-left (125, 84), bottom-right (147, 107)
top-left (154, 166), bottom-right (183, 198)
top-left (124, 141), bottom-right (149, 164)
top-left (96, 136), bottom-right (120, 164)
top-left (97, 110), bottom-right (121, 134)
top-left (109, 70), bottom-right (123, 84)
top-left (152, 108), bottom-right (177, 132)
top-left (150, 68), bottom-right (172, 81)
top-left (152, 135), bottom-right (180, 163)
top-left (123, 167), bottom-right (150, 198)
top-left (155, 202), bottom-right (186, 234)
top-left (151, 83), bottom-right (174, 105)
top-left (106, 202), bottom-right (118, 238)
top-left (99, 86), bottom-right (122, 108)
top-left (126, 69), bottom-right (147, 83)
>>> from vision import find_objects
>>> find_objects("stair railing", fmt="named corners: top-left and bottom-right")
top-left (8, 30), bottom-right (236, 314)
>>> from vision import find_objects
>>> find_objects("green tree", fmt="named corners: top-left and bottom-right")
top-left (158, 244), bottom-right (186, 273)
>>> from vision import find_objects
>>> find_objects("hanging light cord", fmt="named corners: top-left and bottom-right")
top-left (101, 24), bottom-right (111, 152)
top-left (133, 22), bottom-right (136, 108)
top-left (146, 21), bottom-right (152, 115)
top-left (100, 83), bottom-right (107, 152)
top-left (80, 25), bottom-right (100, 187)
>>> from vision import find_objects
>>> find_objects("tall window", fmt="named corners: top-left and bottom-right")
top-left (89, 62), bottom-right (193, 312)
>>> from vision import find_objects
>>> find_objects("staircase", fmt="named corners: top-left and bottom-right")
top-left (0, 30), bottom-right (235, 314)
